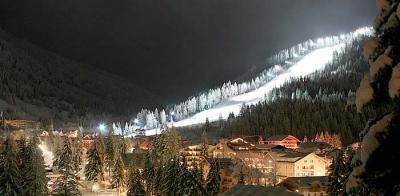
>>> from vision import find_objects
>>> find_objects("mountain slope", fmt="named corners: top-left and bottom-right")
top-left (0, 28), bottom-right (160, 124)
top-left (123, 27), bottom-right (373, 136)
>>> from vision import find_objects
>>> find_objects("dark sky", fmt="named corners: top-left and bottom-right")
top-left (0, 0), bottom-right (376, 104)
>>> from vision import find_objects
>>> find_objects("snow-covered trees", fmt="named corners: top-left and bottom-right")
top-left (105, 129), bottom-right (116, 176)
top-left (0, 136), bottom-right (22, 196)
top-left (19, 135), bottom-right (48, 196)
top-left (127, 169), bottom-right (145, 196)
top-left (85, 137), bottom-right (105, 182)
top-left (314, 132), bottom-right (342, 148)
top-left (120, 27), bottom-right (372, 130)
top-left (111, 155), bottom-right (126, 194)
top-left (0, 135), bottom-right (49, 196)
top-left (206, 159), bottom-right (221, 196)
top-left (346, 1), bottom-right (400, 195)
top-left (53, 138), bottom-right (80, 195)
top-left (327, 150), bottom-right (352, 196)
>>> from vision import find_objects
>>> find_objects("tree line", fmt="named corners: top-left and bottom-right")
top-left (128, 28), bottom-right (372, 130)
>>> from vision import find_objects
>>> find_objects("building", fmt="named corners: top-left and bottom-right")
top-left (220, 184), bottom-right (302, 196)
top-left (286, 176), bottom-right (329, 196)
top-left (271, 152), bottom-right (330, 182)
top-left (201, 158), bottom-right (237, 193)
top-left (264, 135), bottom-right (301, 149)
top-left (180, 143), bottom-right (215, 168)
top-left (82, 134), bottom-right (95, 160)
top-left (121, 150), bottom-right (147, 171)
top-left (212, 139), bottom-right (237, 158)
top-left (213, 138), bottom-right (279, 186)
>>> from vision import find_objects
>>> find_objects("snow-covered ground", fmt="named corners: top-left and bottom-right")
top-left (143, 27), bottom-right (373, 136)
top-left (145, 44), bottom-right (345, 136)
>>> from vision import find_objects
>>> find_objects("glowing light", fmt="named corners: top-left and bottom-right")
top-left (98, 123), bottom-right (106, 131)
top-left (92, 182), bottom-right (99, 192)
top-left (38, 142), bottom-right (54, 166)
top-left (139, 27), bottom-right (373, 136)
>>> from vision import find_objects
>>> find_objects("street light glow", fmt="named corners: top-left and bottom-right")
top-left (98, 123), bottom-right (106, 131)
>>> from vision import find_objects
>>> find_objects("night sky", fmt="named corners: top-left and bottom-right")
top-left (0, 0), bottom-right (376, 104)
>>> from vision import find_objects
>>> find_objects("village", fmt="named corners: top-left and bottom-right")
top-left (0, 119), bottom-right (352, 196)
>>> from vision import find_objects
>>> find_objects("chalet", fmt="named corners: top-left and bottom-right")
top-left (286, 176), bottom-right (329, 196)
top-left (4, 120), bottom-right (39, 130)
top-left (122, 151), bottom-right (147, 171)
top-left (270, 152), bottom-right (330, 182)
top-left (212, 139), bottom-right (237, 158)
top-left (221, 184), bottom-right (302, 196)
top-left (55, 129), bottom-right (79, 138)
top-left (265, 135), bottom-right (301, 149)
top-left (213, 138), bottom-right (279, 186)
top-left (227, 138), bottom-right (255, 151)
top-left (201, 158), bottom-right (237, 193)
top-left (180, 143), bottom-right (216, 169)
top-left (82, 134), bottom-right (95, 160)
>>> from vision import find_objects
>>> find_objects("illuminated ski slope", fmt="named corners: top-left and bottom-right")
top-left (145, 43), bottom-right (345, 136)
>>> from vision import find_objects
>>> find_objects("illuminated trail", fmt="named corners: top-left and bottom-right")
top-left (145, 44), bottom-right (344, 135)
top-left (142, 27), bottom-right (373, 136)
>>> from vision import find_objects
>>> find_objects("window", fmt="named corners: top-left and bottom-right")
top-left (304, 160), bottom-right (307, 163)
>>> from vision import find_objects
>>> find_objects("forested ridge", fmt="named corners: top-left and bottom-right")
top-left (185, 36), bottom-right (379, 145)
top-left (0, 28), bottom-right (159, 122)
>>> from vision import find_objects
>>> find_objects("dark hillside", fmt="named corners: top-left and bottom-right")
top-left (0, 28), bottom-right (160, 125)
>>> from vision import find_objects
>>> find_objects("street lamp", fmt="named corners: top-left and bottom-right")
top-left (98, 123), bottom-right (106, 132)
top-left (92, 182), bottom-right (99, 196)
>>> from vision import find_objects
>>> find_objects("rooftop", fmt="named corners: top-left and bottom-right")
top-left (287, 176), bottom-right (329, 188)
top-left (220, 184), bottom-right (302, 196)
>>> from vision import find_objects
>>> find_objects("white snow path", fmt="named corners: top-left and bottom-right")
top-left (145, 43), bottom-right (345, 136)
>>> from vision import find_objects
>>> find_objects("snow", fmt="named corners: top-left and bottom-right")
top-left (360, 113), bottom-right (393, 164)
top-left (356, 74), bottom-right (374, 112)
top-left (136, 27), bottom-right (373, 136)
top-left (39, 141), bottom-right (54, 166)
top-left (389, 64), bottom-right (400, 98)
top-left (145, 44), bottom-right (345, 136)
top-left (363, 38), bottom-right (381, 61)
top-left (370, 53), bottom-right (393, 79)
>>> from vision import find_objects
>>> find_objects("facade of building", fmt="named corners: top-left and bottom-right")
top-left (212, 138), bottom-right (279, 186)
top-left (265, 135), bottom-right (301, 149)
top-left (201, 158), bottom-right (237, 193)
top-left (181, 143), bottom-right (216, 169)
top-left (271, 152), bottom-right (330, 182)
top-left (286, 176), bottom-right (329, 196)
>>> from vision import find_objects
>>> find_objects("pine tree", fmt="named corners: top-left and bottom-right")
top-left (188, 164), bottom-right (206, 196)
top-left (346, 0), bottom-right (400, 195)
top-left (327, 150), bottom-right (347, 196)
top-left (0, 136), bottom-right (22, 196)
top-left (84, 139), bottom-right (103, 182)
top-left (176, 158), bottom-right (190, 196)
top-left (127, 169), bottom-right (146, 196)
top-left (206, 159), bottom-right (221, 196)
top-left (105, 129), bottom-right (116, 176)
top-left (111, 155), bottom-right (126, 194)
top-left (200, 130), bottom-right (209, 157)
top-left (20, 135), bottom-right (48, 196)
top-left (53, 137), bottom-right (80, 195)
top-left (73, 133), bottom-right (83, 174)
top-left (161, 159), bottom-right (179, 196)
top-left (95, 135), bottom-right (106, 181)
top-left (142, 153), bottom-right (154, 194)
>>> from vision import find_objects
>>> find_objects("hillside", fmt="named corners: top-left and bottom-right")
top-left (0, 28), bottom-right (160, 126)
top-left (179, 34), bottom-right (380, 145)
top-left (113, 27), bottom-right (372, 136)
